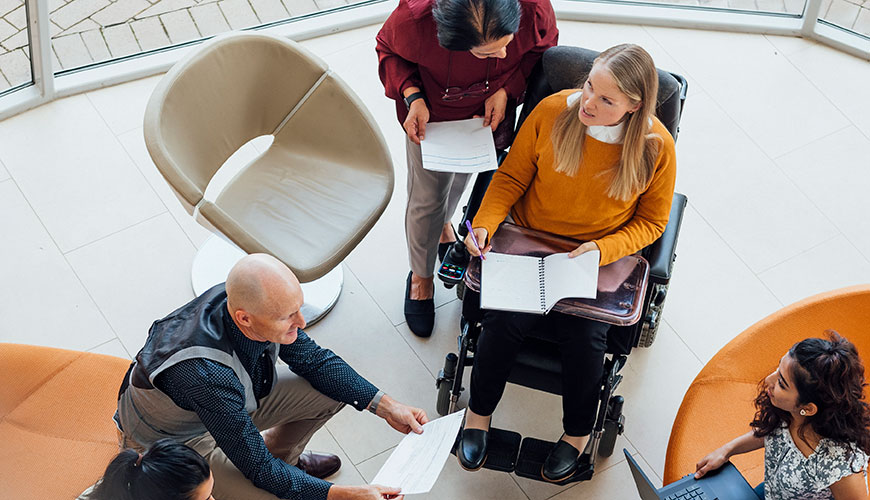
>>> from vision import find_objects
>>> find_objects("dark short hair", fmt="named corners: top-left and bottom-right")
top-left (432, 0), bottom-right (521, 51)
top-left (91, 439), bottom-right (211, 500)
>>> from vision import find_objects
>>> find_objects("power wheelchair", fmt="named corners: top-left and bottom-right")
top-left (433, 45), bottom-right (689, 484)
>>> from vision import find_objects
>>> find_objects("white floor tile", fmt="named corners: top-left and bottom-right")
top-left (764, 34), bottom-right (818, 56)
top-left (776, 126), bottom-right (870, 260)
top-left (664, 205), bottom-right (782, 363)
top-left (117, 127), bottom-right (213, 248)
top-left (299, 24), bottom-right (379, 58)
top-left (619, 322), bottom-right (704, 477)
top-left (356, 447), bottom-right (530, 500)
top-left (0, 181), bottom-right (115, 351)
top-left (65, 213), bottom-right (196, 356)
top-left (787, 43), bottom-right (870, 138)
top-left (86, 75), bottom-right (162, 136)
top-left (645, 26), bottom-right (849, 158)
top-left (304, 269), bottom-right (442, 464)
top-left (0, 158), bottom-right (9, 181)
top-left (0, 95), bottom-right (165, 252)
top-left (305, 428), bottom-right (366, 486)
top-left (759, 235), bottom-right (870, 307)
top-left (87, 338), bottom-right (132, 359)
top-left (674, 93), bottom-right (838, 273)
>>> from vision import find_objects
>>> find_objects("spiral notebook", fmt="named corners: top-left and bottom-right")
top-left (481, 251), bottom-right (600, 314)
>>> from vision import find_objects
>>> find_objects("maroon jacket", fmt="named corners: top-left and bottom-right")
top-left (376, 0), bottom-right (558, 147)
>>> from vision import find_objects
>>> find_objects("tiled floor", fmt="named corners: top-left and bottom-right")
top-left (1, 20), bottom-right (869, 499)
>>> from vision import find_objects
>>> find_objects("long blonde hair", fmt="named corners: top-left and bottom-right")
top-left (550, 44), bottom-right (662, 201)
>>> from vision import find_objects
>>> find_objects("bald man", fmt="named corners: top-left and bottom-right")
top-left (112, 254), bottom-right (427, 500)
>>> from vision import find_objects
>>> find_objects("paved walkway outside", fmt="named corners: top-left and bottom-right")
top-left (1, 0), bottom-right (869, 91)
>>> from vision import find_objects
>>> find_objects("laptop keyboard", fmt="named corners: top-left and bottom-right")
top-left (664, 485), bottom-right (708, 500)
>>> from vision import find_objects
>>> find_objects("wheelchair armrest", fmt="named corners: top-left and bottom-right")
top-left (647, 193), bottom-right (687, 281)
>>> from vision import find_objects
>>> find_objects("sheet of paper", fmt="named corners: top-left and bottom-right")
top-left (481, 252), bottom-right (544, 314)
top-left (420, 118), bottom-right (498, 173)
top-left (543, 251), bottom-right (600, 311)
top-left (370, 409), bottom-right (466, 495)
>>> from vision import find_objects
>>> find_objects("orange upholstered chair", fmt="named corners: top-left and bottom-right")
top-left (664, 285), bottom-right (870, 486)
top-left (0, 343), bottom-right (130, 500)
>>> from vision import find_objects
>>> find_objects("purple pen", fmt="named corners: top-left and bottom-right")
top-left (465, 220), bottom-right (486, 260)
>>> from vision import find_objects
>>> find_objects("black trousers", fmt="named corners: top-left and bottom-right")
top-left (468, 309), bottom-right (609, 436)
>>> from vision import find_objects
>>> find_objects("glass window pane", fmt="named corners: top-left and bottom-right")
top-left (589, 0), bottom-right (807, 15)
top-left (820, 0), bottom-right (870, 37)
top-left (0, 0), bottom-right (34, 92)
top-left (48, 0), bottom-right (363, 73)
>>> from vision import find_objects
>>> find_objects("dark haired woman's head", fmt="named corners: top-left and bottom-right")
top-left (751, 330), bottom-right (870, 454)
top-left (432, 0), bottom-right (521, 54)
top-left (91, 439), bottom-right (213, 500)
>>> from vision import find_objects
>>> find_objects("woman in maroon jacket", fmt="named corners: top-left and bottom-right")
top-left (377, 0), bottom-right (558, 337)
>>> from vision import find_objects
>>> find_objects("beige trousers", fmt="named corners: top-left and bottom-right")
top-left (405, 136), bottom-right (471, 278)
top-left (79, 371), bottom-right (344, 500)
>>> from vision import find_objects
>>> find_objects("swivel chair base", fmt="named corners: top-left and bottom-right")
top-left (191, 235), bottom-right (343, 326)
top-left (451, 427), bottom-right (592, 484)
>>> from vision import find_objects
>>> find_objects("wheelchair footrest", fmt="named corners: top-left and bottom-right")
top-left (451, 427), bottom-right (521, 473)
top-left (514, 438), bottom-right (594, 485)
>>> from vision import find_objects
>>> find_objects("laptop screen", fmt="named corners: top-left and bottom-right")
top-left (624, 449), bottom-right (661, 500)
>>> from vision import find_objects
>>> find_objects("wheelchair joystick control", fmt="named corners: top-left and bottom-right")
top-left (437, 242), bottom-right (470, 287)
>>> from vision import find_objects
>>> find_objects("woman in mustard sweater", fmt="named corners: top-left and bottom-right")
top-left (457, 44), bottom-right (677, 482)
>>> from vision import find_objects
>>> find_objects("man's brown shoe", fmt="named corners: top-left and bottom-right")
top-left (297, 451), bottom-right (341, 479)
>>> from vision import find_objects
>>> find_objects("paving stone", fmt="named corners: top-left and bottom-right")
top-left (854, 5), bottom-right (870, 34)
top-left (51, 20), bottom-right (64, 36)
top-left (218, 0), bottom-right (258, 28)
top-left (92, 0), bottom-right (150, 26)
top-left (49, 0), bottom-right (67, 13)
top-left (52, 0), bottom-right (110, 29)
top-left (313, 0), bottom-right (345, 9)
top-left (135, 0), bottom-right (195, 18)
top-left (130, 16), bottom-right (169, 50)
top-left (0, 68), bottom-right (10, 88)
top-left (103, 22), bottom-right (140, 57)
top-left (727, 0), bottom-right (758, 8)
top-left (81, 27), bottom-right (111, 61)
top-left (821, 0), bottom-right (832, 15)
top-left (0, 17), bottom-right (15, 41)
top-left (52, 32), bottom-right (93, 69)
top-left (250, 0), bottom-right (287, 23)
top-left (756, 0), bottom-right (786, 11)
top-left (0, 47), bottom-right (31, 87)
top-left (5, 4), bottom-right (25, 29)
top-left (189, 2), bottom-right (229, 36)
top-left (784, 0), bottom-right (805, 13)
top-left (0, 0), bottom-right (22, 17)
top-left (2, 27), bottom-right (26, 50)
top-left (160, 8), bottom-right (199, 42)
top-left (282, 0), bottom-right (315, 15)
top-left (59, 17), bottom-right (100, 35)
top-left (823, 0), bottom-right (860, 27)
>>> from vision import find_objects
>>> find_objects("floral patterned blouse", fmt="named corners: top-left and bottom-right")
top-left (764, 425), bottom-right (869, 499)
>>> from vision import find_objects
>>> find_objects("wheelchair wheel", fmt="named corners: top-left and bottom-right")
top-left (598, 395), bottom-right (625, 457)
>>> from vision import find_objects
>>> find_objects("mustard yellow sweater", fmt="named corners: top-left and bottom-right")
top-left (473, 90), bottom-right (677, 266)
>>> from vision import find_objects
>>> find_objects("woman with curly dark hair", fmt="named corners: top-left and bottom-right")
top-left (695, 331), bottom-right (870, 499)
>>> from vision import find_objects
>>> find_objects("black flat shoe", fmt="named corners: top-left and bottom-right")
top-left (438, 242), bottom-right (453, 262)
top-left (541, 440), bottom-right (582, 482)
top-left (404, 272), bottom-right (434, 337)
top-left (457, 428), bottom-right (488, 471)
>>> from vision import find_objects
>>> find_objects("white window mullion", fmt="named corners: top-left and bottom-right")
top-left (27, 0), bottom-right (55, 99)
top-left (801, 0), bottom-right (823, 37)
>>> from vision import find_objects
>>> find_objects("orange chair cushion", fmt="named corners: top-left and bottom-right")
top-left (664, 285), bottom-right (870, 486)
top-left (0, 343), bottom-right (130, 500)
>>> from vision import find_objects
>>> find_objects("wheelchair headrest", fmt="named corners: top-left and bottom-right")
top-left (517, 46), bottom-right (686, 141)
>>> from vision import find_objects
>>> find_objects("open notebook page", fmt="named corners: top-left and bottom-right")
top-left (480, 252), bottom-right (543, 313)
top-left (543, 251), bottom-right (600, 312)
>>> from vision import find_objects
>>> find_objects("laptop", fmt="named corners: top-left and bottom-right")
top-left (624, 449), bottom-right (760, 500)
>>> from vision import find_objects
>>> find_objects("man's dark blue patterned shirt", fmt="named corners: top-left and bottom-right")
top-left (155, 317), bottom-right (379, 500)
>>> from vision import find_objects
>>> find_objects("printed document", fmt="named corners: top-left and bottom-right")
top-left (370, 409), bottom-right (465, 495)
top-left (420, 118), bottom-right (498, 173)
top-left (481, 251), bottom-right (600, 314)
